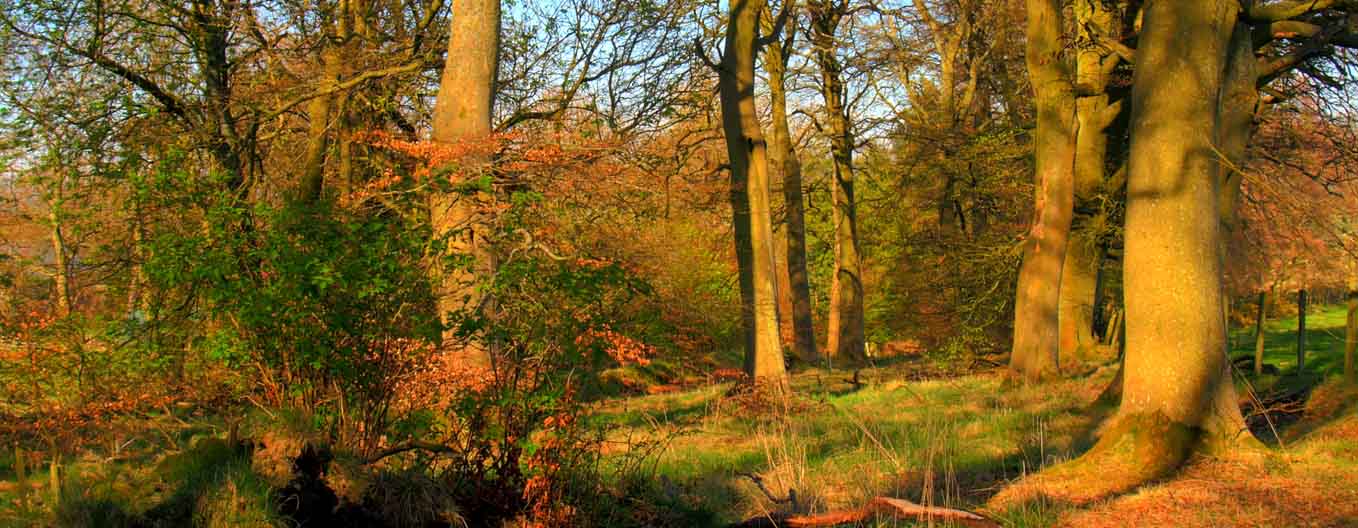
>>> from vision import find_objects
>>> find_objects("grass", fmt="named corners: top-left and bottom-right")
top-left (3, 309), bottom-right (1356, 527)
top-left (1228, 303), bottom-right (1350, 387)
top-left (593, 308), bottom-right (1358, 526)
top-left (596, 360), bottom-right (1117, 525)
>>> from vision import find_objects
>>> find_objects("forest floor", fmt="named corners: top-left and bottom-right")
top-left (2, 307), bottom-right (1357, 527)
top-left (598, 305), bottom-right (1358, 527)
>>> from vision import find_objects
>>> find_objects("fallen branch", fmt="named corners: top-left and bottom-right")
top-left (730, 496), bottom-right (999, 528)
top-left (364, 440), bottom-right (458, 465)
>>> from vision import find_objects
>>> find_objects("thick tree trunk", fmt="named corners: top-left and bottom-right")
top-left (1009, 0), bottom-right (1075, 382)
top-left (430, 0), bottom-right (500, 368)
top-left (299, 40), bottom-right (339, 202)
top-left (1118, 0), bottom-right (1246, 456)
top-left (991, 1), bottom-right (1252, 507)
top-left (719, 0), bottom-right (787, 385)
top-left (811, 1), bottom-right (865, 365)
top-left (1255, 290), bottom-right (1267, 376)
top-left (1058, 0), bottom-right (1122, 365)
top-left (1058, 241), bottom-right (1099, 361)
top-left (1217, 35), bottom-right (1256, 232)
top-left (1296, 289), bottom-right (1307, 373)
top-left (764, 18), bottom-right (819, 364)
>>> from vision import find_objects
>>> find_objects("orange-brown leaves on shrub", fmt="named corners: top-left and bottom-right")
top-left (574, 324), bottom-right (654, 366)
top-left (522, 409), bottom-right (590, 528)
top-left (385, 338), bottom-right (496, 413)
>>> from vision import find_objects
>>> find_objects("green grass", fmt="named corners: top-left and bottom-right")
top-left (4, 308), bottom-right (1353, 527)
top-left (1229, 303), bottom-right (1351, 394)
top-left (596, 311), bottom-right (1358, 526)
top-left (596, 364), bottom-right (1117, 525)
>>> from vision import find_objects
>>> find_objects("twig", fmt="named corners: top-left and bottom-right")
top-left (738, 471), bottom-right (799, 511)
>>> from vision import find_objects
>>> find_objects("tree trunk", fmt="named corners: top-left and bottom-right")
top-left (299, 39), bottom-right (339, 202)
top-left (1009, 0), bottom-right (1075, 382)
top-left (48, 204), bottom-right (72, 317)
top-left (1119, 0), bottom-right (1247, 456)
top-left (1112, 0), bottom-right (1244, 474)
top-left (810, 1), bottom-right (865, 365)
top-left (1346, 283), bottom-right (1357, 385)
top-left (1296, 289), bottom-right (1307, 374)
top-left (430, 0), bottom-right (500, 368)
top-left (763, 15), bottom-right (818, 364)
top-left (1058, 241), bottom-right (1099, 362)
top-left (1255, 290), bottom-right (1267, 376)
top-left (718, 0), bottom-right (787, 385)
top-left (991, 1), bottom-right (1252, 506)
top-left (1105, 308), bottom-right (1123, 349)
top-left (1058, 0), bottom-right (1122, 365)
top-left (1216, 20), bottom-right (1258, 234)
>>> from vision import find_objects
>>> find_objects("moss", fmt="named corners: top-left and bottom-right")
top-left (1083, 412), bottom-right (1197, 472)
top-left (988, 412), bottom-right (1199, 509)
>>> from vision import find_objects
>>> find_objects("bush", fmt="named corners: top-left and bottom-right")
top-left (142, 188), bottom-right (439, 455)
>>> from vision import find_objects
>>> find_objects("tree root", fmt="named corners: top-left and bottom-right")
top-left (730, 496), bottom-right (999, 528)
top-left (987, 412), bottom-right (1196, 510)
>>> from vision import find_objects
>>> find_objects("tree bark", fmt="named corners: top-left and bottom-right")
top-left (718, 0), bottom-right (788, 385)
top-left (810, 0), bottom-right (865, 365)
top-left (429, 0), bottom-right (500, 368)
top-left (1009, 0), bottom-right (1075, 382)
top-left (991, 1), bottom-right (1253, 506)
top-left (1058, 241), bottom-right (1100, 361)
top-left (1058, 0), bottom-right (1122, 365)
top-left (763, 11), bottom-right (819, 364)
top-left (1346, 283), bottom-right (1357, 385)
top-left (1255, 290), bottom-right (1267, 376)
top-left (1119, 0), bottom-right (1247, 453)
top-left (299, 28), bottom-right (341, 203)
top-left (1296, 289), bottom-right (1307, 374)
top-left (1102, 0), bottom-right (1251, 482)
top-left (48, 203), bottom-right (72, 317)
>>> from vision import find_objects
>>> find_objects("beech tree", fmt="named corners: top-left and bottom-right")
top-left (1007, 0), bottom-right (1075, 382)
top-left (1056, 0), bottom-right (1129, 366)
top-left (428, 0), bottom-right (501, 367)
top-left (703, 0), bottom-right (789, 385)
top-left (809, 0), bottom-right (867, 365)
top-left (762, 2), bottom-right (819, 364)
top-left (995, 0), bottom-right (1253, 502)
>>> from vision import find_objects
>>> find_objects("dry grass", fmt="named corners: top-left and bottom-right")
top-left (600, 357), bottom-right (1358, 527)
top-left (597, 361), bottom-right (1113, 525)
top-left (1061, 447), bottom-right (1358, 527)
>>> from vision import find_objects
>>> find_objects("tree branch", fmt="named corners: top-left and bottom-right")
top-left (264, 60), bottom-right (424, 122)
top-left (364, 440), bottom-right (457, 464)
top-left (757, 0), bottom-right (796, 47)
top-left (1246, 0), bottom-right (1353, 22)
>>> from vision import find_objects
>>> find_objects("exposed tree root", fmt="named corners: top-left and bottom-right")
top-left (731, 496), bottom-right (999, 528)
top-left (987, 412), bottom-right (1196, 510)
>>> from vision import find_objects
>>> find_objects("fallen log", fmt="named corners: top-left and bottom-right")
top-left (730, 496), bottom-right (999, 528)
